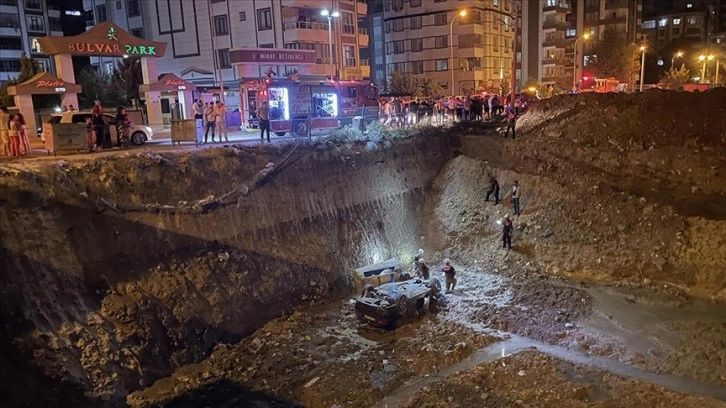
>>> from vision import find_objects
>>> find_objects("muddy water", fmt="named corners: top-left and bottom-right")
top-left (374, 272), bottom-right (726, 407)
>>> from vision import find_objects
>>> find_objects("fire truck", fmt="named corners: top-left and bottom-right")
top-left (240, 75), bottom-right (379, 137)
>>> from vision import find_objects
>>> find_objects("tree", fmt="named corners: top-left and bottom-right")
top-left (77, 67), bottom-right (127, 108)
top-left (0, 53), bottom-right (39, 106)
top-left (587, 27), bottom-right (640, 84)
top-left (419, 77), bottom-right (444, 98)
top-left (658, 63), bottom-right (690, 90)
top-left (111, 57), bottom-right (143, 104)
top-left (383, 71), bottom-right (418, 95)
top-left (18, 52), bottom-right (39, 83)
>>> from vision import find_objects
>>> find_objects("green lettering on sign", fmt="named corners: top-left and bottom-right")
top-left (124, 44), bottom-right (156, 56)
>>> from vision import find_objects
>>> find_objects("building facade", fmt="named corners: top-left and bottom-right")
top-left (0, 0), bottom-right (71, 82)
top-left (521, 0), bottom-right (642, 91)
top-left (131, 0), bottom-right (369, 88)
top-left (381, 0), bottom-right (516, 95)
top-left (82, 0), bottom-right (144, 74)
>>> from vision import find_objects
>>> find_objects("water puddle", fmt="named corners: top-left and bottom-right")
top-left (374, 334), bottom-right (726, 407)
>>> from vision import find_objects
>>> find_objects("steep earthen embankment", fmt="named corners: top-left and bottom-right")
top-left (0, 136), bottom-right (454, 404)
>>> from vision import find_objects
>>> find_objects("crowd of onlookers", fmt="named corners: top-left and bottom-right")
top-left (0, 106), bottom-right (31, 158)
top-left (377, 94), bottom-right (518, 127)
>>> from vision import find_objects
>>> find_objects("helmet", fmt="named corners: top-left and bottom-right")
top-left (418, 258), bottom-right (425, 264)
top-left (418, 248), bottom-right (424, 254)
top-left (444, 258), bottom-right (451, 265)
top-left (504, 214), bottom-right (510, 219)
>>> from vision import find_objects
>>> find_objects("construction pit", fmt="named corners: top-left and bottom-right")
top-left (1, 90), bottom-right (725, 408)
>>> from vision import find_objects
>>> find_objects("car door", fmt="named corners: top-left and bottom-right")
top-left (104, 114), bottom-right (118, 140)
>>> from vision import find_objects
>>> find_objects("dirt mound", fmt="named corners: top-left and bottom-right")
top-left (519, 89), bottom-right (726, 148)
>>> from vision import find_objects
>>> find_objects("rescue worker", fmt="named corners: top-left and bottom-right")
top-left (441, 258), bottom-right (456, 293)
top-left (502, 214), bottom-right (513, 249)
top-left (511, 180), bottom-right (521, 216)
top-left (414, 248), bottom-right (424, 264)
top-left (504, 105), bottom-right (517, 139)
top-left (416, 258), bottom-right (430, 280)
top-left (485, 176), bottom-right (500, 205)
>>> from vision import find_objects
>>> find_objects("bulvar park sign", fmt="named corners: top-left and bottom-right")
top-left (38, 22), bottom-right (167, 58)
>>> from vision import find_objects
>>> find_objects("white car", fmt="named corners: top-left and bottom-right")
top-left (42, 112), bottom-right (153, 145)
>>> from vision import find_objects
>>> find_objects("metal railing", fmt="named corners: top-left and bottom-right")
top-left (360, 59), bottom-right (369, 66)
top-left (343, 57), bottom-right (357, 67)
top-left (315, 57), bottom-right (334, 64)
top-left (283, 21), bottom-right (329, 31)
top-left (359, 28), bottom-right (368, 35)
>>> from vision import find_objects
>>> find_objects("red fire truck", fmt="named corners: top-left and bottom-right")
top-left (240, 75), bottom-right (379, 137)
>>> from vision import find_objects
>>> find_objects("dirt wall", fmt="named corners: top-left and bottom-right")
top-left (0, 137), bottom-right (454, 403)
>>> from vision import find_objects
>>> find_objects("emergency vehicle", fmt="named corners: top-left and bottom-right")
top-left (240, 75), bottom-right (379, 137)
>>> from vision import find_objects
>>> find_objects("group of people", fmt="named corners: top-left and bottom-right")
top-left (193, 99), bottom-right (229, 144)
top-left (84, 103), bottom-right (132, 152)
top-left (485, 176), bottom-right (522, 249)
top-left (0, 106), bottom-right (31, 158)
top-left (378, 94), bottom-right (518, 128)
top-left (413, 249), bottom-right (457, 294)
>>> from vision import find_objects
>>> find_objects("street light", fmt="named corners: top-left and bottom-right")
top-left (671, 51), bottom-right (683, 70)
top-left (639, 45), bottom-right (647, 92)
top-left (321, 8), bottom-right (340, 79)
top-left (572, 33), bottom-right (590, 92)
top-left (449, 9), bottom-right (466, 96)
top-left (698, 54), bottom-right (715, 84)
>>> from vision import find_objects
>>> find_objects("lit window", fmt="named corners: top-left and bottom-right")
top-left (657, 59), bottom-right (664, 66)
top-left (566, 29), bottom-right (576, 37)
top-left (642, 20), bottom-right (655, 29)
top-left (672, 18), bottom-right (680, 24)
top-left (435, 59), bottom-right (448, 71)
top-left (659, 19), bottom-right (667, 27)
top-left (687, 3), bottom-right (692, 8)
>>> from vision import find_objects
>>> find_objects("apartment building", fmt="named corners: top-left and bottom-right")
top-left (641, 10), bottom-right (710, 56)
top-left (0, 0), bottom-right (80, 82)
top-left (365, 0), bottom-right (386, 85)
top-left (82, 0), bottom-right (144, 74)
top-left (382, 0), bottom-right (516, 95)
top-left (521, 0), bottom-right (642, 91)
top-left (135, 0), bottom-right (369, 88)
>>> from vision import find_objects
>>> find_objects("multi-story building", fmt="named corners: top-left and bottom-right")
top-left (82, 0), bottom-right (144, 74)
top-left (0, 0), bottom-right (83, 83)
top-left (134, 0), bottom-right (369, 89)
top-left (521, 0), bottom-right (642, 91)
top-left (365, 0), bottom-right (386, 85)
top-left (640, 10), bottom-right (710, 56)
top-left (382, 0), bottom-right (516, 95)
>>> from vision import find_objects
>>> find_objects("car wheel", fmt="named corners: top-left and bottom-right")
top-left (131, 131), bottom-right (146, 145)
top-left (427, 278), bottom-right (442, 297)
top-left (274, 131), bottom-right (286, 137)
top-left (395, 294), bottom-right (409, 317)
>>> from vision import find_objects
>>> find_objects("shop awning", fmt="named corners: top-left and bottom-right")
top-left (7, 72), bottom-right (82, 96)
top-left (139, 73), bottom-right (197, 93)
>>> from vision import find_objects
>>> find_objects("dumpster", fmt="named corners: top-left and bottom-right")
top-left (42, 123), bottom-right (87, 155)
top-left (171, 119), bottom-right (202, 146)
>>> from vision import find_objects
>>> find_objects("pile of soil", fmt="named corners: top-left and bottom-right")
top-left (452, 90), bottom-right (726, 299)
top-left (397, 350), bottom-right (724, 408)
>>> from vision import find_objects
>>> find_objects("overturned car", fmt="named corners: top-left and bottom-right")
top-left (354, 278), bottom-right (442, 328)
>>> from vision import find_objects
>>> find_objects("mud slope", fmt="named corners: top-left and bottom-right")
top-left (0, 136), bottom-right (454, 404)
top-left (456, 90), bottom-right (726, 298)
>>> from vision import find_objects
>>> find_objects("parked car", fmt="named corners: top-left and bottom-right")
top-left (40, 112), bottom-right (153, 145)
top-left (354, 277), bottom-right (442, 328)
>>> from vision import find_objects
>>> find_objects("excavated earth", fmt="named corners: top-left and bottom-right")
top-left (1, 89), bottom-right (725, 408)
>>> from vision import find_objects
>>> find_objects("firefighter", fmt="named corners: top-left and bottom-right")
top-left (502, 214), bottom-right (513, 249)
top-left (416, 257), bottom-right (430, 280)
top-left (441, 259), bottom-right (456, 293)
top-left (485, 176), bottom-right (500, 205)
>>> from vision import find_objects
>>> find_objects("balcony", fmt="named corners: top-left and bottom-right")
top-left (543, 2), bottom-right (570, 13)
top-left (542, 20), bottom-right (569, 30)
top-left (604, 0), bottom-right (628, 10)
top-left (599, 15), bottom-right (627, 25)
top-left (283, 21), bottom-right (331, 43)
top-left (356, 0), bottom-right (367, 16)
top-left (542, 57), bottom-right (558, 65)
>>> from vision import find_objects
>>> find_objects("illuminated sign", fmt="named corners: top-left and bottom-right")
top-left (230, 48), bottom-right (316, 65)
top-left (37, 80), bottom-right (65, 87)
top-left (67, 43), bottom-right (156, 55)
top-left (164, 79), bottom-right (185, 86)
